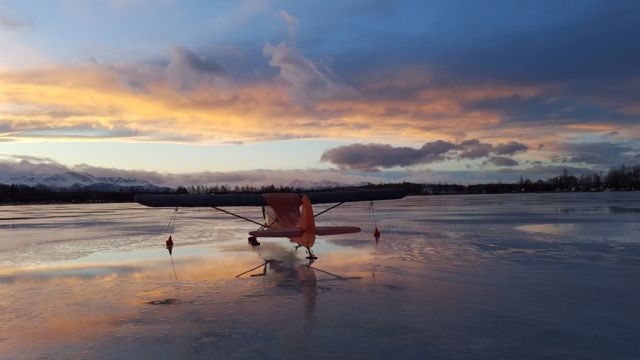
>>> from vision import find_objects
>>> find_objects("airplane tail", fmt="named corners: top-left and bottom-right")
top-left (247, 195), bottom-right (361, 249)
top-left (298, 196), bottom-right (362, 242)
top-left (298, 195), bottom-right (316, 248)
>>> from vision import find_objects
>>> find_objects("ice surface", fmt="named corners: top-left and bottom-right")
top-left (1, 193), bottom-right (639, 359)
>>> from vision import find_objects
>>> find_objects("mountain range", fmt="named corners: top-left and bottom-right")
top-left (1, 172), bottom-right (363, 192)
top-left (1, 171), bottom-right (170, 192)
top-left (287, 179), bottom-right (369, 190)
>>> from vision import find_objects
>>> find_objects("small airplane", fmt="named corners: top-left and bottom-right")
top-left (135, 188), bottom-right (407, 259)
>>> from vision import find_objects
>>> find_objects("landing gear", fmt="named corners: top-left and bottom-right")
top-left (248, 236), bottom-right (260, 246)
top-left (305, 247), bottom-right (317, 260)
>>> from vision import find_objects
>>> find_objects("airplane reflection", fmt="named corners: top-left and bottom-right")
top-left (236, 257), bottom-right (361, 318)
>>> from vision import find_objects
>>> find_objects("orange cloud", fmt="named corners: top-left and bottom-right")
top-left (0, 58), bottom-right (620, 148)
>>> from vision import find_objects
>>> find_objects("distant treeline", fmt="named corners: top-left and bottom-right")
top-left (178, 164), bottom-right (640, 196)
top-left (0, 184), bottom-right (168, 205)
top-left (413, 164), bottom-right (640, 195)
top-left (1, 165), bottom-right (639, 204)
top-left (423, 165), bottom-right (640, 195)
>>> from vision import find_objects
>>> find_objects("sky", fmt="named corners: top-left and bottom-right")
top-left (0, 0), bottom-right (639, 186)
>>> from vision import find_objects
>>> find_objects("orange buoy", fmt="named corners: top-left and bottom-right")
top-left (166, 235), bottom-right (174, 255)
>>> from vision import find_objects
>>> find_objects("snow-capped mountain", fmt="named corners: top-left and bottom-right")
top-left (2, 171), bottom-right (169, 192)
top-left (287, 179), bottom-right (369, 190)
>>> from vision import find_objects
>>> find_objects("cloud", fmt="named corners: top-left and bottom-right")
top-left (0, 157), bottom-right (396, 188)
top-left (603, 131), bottom-right (620, 139)
top-left (165, 46), bottom-right (229, 91)
top-left (321, 139), bottom-right (528, 171)
top-left (326, 1), bottom-right (640, 135)
top-left (2, 48), bottom-right (637, 148)
top-left (0, 157), bottom-right (71, 179)
top-left (263, 41), bottom-right (358, 104)
top-left (263, 11), bottom-right (357, 104)
top-left (0, 5), bottom-right (29, 30)
top-left (279, 10), bottom-right (298, 40)
top-left (2, 154), bottom-right (628, 188)
top-left (493, 141), bottom-right (528, 155)
top-left (457, 139), bottom-right (494, 159)
top-left (320, 140), bottom-right (456, 171)
top-left (334, 1), bottom-right (640, 86)
top-left (1, 1), bottom-right (639, 150)
top-left (464, 93), bottom-right (636, 128)
top-left (3, 154), bottom-right (56, 163)
top-left (551, 141), bottom-right (640, 167)
top-left (485, 156), bottom-right (518, 167)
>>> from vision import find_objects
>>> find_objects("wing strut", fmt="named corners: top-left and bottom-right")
top-left (212, 206), bottom-right (264, 227)
top-left (313, 202), bottom-right (345, 218)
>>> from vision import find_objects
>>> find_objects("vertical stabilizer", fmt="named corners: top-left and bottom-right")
top-left (299, 195), bottom-right (316, 248)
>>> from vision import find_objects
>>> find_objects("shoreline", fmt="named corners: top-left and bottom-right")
top-left (2, 188), bottom-right (638, 206)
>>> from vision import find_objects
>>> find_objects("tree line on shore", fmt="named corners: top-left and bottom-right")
top-left (176, 164), bottom-right (640, 195)
top-left (1, 164), bottom-right (638, 204)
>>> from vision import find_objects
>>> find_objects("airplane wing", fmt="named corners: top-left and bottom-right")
top-left (305, 188), bottom-right (406, 204)
top-left (135, 188), bottom-right (407, 208)
top-left (135, 193), bottom-right (265, 207)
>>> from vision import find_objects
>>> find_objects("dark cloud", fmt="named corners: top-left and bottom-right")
top-left (321, 139), bottom-right (528, 171)
top-left (263, 41), bottom-right (357, 104)
top-left (262, 11), bottom-right (358, 104)
top-left (554, 141), bottom-right (640, 167)
top-left (91, 46), bottom-right (230, 93)
top-left (320, 141), bottom-right (455, 171)
top-left (494, 141), bottom-right (528, 156)
top-left (457, 139), bottom-right (493, 159)
top-left (603, 131), bottom-right (620, 139)
top-left (332, 1), bottom-right (640, 84)
top-left (165, 46), bottom-right (229, 91)
top-left (466, 94), bottom-right (635, 127)
top-left (440, 2), bottom-right (639, 84)
top-left (318, 1), bottom-right (640, 129)
top-left (485, 156), bottom-right (519, 167)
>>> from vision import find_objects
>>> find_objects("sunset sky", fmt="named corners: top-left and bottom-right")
top-left (1, 0), bottom-right (639, 186)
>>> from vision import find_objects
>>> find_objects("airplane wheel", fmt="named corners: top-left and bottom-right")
top-left (248, 236), bottom-right (260, 246)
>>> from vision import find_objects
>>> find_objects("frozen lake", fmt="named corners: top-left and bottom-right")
top-left (1, 193), bottom-right (639, 359)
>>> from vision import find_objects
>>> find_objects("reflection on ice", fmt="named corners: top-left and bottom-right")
top-left (0, 264), bottom-right (139, 284)
top-left (1, 192), bottom-right (640, 359)
top-left (147, 298), bottom-right (178, 305)
top-left (517, 222), bottom-right (640, 241)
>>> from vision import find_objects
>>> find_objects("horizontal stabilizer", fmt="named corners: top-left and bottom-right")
top-left (249, 228), bottom-right (305, 238)
top-left (315, 226), bottom-right (361, 236)
top-left (249, 226), bottom-right (360, 238)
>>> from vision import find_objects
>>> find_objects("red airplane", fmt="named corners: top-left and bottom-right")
top-left (135, 188), bottom-right (406, 259)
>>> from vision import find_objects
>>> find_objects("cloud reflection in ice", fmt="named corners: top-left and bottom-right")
top-left (1, 192), bottom-right (640, 359)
